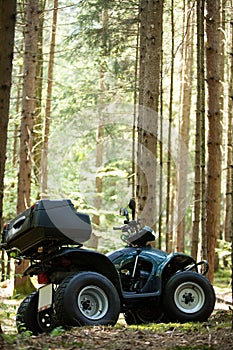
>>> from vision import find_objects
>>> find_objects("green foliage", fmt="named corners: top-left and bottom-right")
top-left (50, 326), bottom-right (65, 337)
top-left (216, 240), bottom-right (232, 267)
top-left (1, 333), bottom-right (18, 345)
top-left (214, 266), bottom-right (231, 289)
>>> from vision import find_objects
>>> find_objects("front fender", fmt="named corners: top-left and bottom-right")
top-left (158, 252), bottom-right (196, 286)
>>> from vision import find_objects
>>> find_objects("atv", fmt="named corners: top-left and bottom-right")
top-left (1, 198), bottom-right (216, 334)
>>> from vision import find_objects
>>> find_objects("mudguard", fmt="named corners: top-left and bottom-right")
top-left (25, 247), bottom-right (123, 296)
top-left (108, 246), bottom-right (196, 295)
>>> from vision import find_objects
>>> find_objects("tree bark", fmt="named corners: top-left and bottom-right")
top-left (0, 1), bottom-right (16, 331)
top-left (17, 0), bottom-right (39, 213)
top-left (15, 0), bottom-right (39, 293)
top-left (165, 0), bottom-right (174, 252)
top-left (33, 0), bottom-right (46, 194)
top-left (0, 0), bottom-right (16, 231)
top-left (158, 7), bottom-right (164, 250)
top-left (176, 0), bottom-right (194, 252)
top-left (192, 0), bottom-right (206, 260)
top-left (92, 1), bottom-right (108, 227)
top-left (41, 0), bottom-right (58, 197)
top-left (224, 5), bottom-right (233, 243)
top-left (137, 0), bottom-right (163, 230)
top-left (200, 0), bottom-right (207, 261)
top-left (205, 0), bottom-right (221, 283)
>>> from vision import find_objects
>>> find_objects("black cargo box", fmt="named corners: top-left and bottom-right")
top-left (2, 199), bottom-right (92, 256)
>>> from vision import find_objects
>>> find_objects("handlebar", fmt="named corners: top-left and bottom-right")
top-left (113, 220), bottom-right (140, 235)
top-left (113, 226), bottom-right (124, 230)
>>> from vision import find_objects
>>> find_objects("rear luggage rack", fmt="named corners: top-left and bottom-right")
top-left (1, 199), bottom-right (92, 258)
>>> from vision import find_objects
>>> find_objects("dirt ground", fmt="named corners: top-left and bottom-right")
top-left (0, 281), bottom-right (232, 350)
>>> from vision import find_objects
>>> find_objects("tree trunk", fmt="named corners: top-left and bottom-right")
top-left (33, 0), bottom-right (46, 194)
top-left (165, 0), bottom-right (174, 252)
top-left (92, 1), bottom-right (108, 227)
top-left (15, 0), bottom-right (39, 293)
top-left (17, 0), bottom-right (39, 213)
top-left (132, 13), bottom-right (140, 199)
top-left (205, 0), bottom-right (221, 283)
top-left (224, 5), bottom-right (233, 243)
top-left (192, 0), bottom-right (205, 260)
top-left (0, 0), bottom-right (16, 231)
top-left (0, 0), bottom-right (16, 309)
top-left (176, 0), bottom-right (194, 252)
top-left (12, 0), bottom-right (26, 169)
top-left (137, 0), bottom-right (163, 230)
top-left (231, 154), bottom-right (233, 311)
top-left (200, 0), bottom-right (207, 261)
top-left (41, 0), bottom-right (58, 197)
top-left (136, 0), bottom-right (147, 217)
top-left (13, 49), bottom-right (23, 168)
top-left (1, 250), bottom-right (5, 282)
top-left (158, 10), bottom-right (164, 250)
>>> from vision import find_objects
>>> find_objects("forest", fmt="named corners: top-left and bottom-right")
top-left (0, 0), bottom-right (232, 348)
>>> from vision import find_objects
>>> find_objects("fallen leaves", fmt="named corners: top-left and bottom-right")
top-left (0, 310), bottom-right (233, 349)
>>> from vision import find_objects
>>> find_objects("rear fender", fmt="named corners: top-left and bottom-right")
top-left (36, 248), bottom-right (123, 297)
top-left (64, 249), bottom-right (121, 289)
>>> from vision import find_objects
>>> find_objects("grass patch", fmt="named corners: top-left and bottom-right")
top-left (214, 267), bottom-right (231, 289)
top-left (167, 347), bottom-right (217, 350)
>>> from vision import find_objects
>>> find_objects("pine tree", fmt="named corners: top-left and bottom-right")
top-left (15, 0), bottom-right (39, 293)
top-left (137, 0), bottom-right (163, 229)
top-left (0, 0), bottom-right (16, 230)
top-left (205, 0), bottom-right (221, 283)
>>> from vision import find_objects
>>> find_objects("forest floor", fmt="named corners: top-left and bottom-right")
top-left (0, 281), bottom-right (232, 350)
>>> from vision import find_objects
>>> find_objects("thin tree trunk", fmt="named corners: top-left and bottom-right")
top-left (92, 1), bottom-right (108, 227)
top-left (132, 10), bottom-right (140, 199)
top-left (33, 0), bottom-right (46, 193)
top-left (17, 0), bottom-right (39, 212)
top-left (231, 155), bottom-right (233, 319)
top-left (200, 0), bottom-right (207, 261)
top-left (158, 9), bottom-right (164, 250)
top-left (41, 0), bottom-right (58, 197)
top-left (12, 0), bottom-right (26, 169)
top-left (206, 0), bottom-right (221, 283)
top-left (166, 0), bottom-right (174, 252)
top-left (219, 0), bottom-right (226, 123)
top-left (224, 3), bottom-right (233, 243)
top-left (13, 56), bottom-right (23, 168)
top-left (176, 1), bottom-right (194, 252)
top-left (1, 250), bottom-right (5, 282)
top-left (136, 0), bottom-right (147, 216)
top-left (229, 1), bottom-right (233, 309)
top-left (192, 0), bottom-right (205, 260)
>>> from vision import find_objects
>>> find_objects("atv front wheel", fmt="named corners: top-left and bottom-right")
top-left (163, 271), bottom-right (215, 322)
top-left (54, 272), bottom-right (120, 327)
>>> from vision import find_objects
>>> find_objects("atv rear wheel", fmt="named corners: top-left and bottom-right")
top-left (16, 292), bottom-right (56, 335)
top-left (54, 272), bottom-right (120, 327)
top-left (163, 271), bottom-right (215, 322)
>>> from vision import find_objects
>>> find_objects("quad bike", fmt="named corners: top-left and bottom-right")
top-left (1, 198), bottom-right (216, 334)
